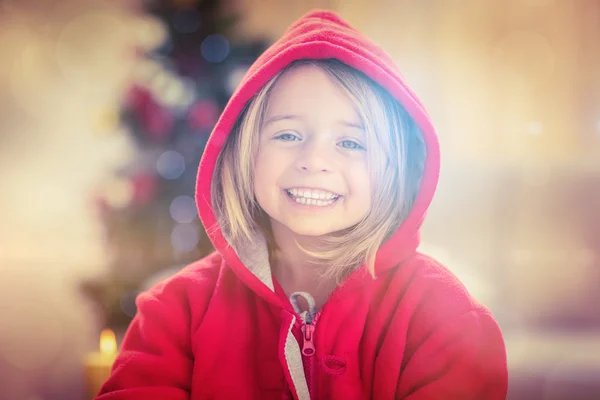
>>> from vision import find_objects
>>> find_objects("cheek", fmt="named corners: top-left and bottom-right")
top-left (253, 150), bottom-right (282, 197)
top-left (351, 167), bottom-right (373, 212)
top-left (360, 188), bottom-right (373, 211)
top-left (252, 169), bottom-right (270, 213)
top-left (256, 146), bottom-right (289, 174)
top-left (348, 162), bottom-right (371, 191)
top-left (253, 159), bottom-right (267, 198)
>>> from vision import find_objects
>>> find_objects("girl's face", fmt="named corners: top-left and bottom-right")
top-left (254, 65), bottom-right (372, 237)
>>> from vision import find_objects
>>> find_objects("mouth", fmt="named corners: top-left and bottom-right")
top-left (284, 188), bottom-right (342, 207)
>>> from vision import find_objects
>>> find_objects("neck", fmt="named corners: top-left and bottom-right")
top-left (269, 221), bottom-right (322, 282)
top-left (270, 221), bottom-right (342, 298)
top-left (268, 220), bottom-right (342, 311)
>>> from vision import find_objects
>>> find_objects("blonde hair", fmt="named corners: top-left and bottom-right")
top-left (212, 59), bottom-right (426, 283)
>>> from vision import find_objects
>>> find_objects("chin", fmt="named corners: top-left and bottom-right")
top-left (284, 221), bottom-right (345, 237)
top-left (289, 227), bottom-right (333, 237)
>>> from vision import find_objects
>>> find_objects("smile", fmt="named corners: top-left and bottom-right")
top-left (284, 188), bottom-right (342, 206)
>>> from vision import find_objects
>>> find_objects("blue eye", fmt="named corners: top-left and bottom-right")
top-left (274, 133), bottom-right (300, 141)
top-left (339, 140), bottom-right (365, 150)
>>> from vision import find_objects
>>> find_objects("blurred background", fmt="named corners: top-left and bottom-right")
top-left (0, 0), bottom-right (598, 399)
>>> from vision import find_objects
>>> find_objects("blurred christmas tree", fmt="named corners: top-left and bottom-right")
top-left (80, 0), bottom-right (267, 333)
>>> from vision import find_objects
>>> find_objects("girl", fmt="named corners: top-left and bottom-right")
top-left (97, 10), bottom-right (508, 400)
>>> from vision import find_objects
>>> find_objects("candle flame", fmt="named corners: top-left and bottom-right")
top-left (100, 329), bottom-right (117, 355)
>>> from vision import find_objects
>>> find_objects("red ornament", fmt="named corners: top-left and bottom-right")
top-left (145, 108), bottom-right (174, 142)
top-left (188, 99), bottom-right (219, 130)
top-left (127, 85), bottom-right (152, 110)
top-left (127, 85), bottom-right (174, 143)
top-left (131, 174), bottom-right (158, 206)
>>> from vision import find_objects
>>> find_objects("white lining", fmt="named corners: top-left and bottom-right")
top-left (284, 315), bottom-right (311, 400)
top-left (231, 231), bottom-right (310, 398)
top-left (232, 231), bottom-right (274, 291)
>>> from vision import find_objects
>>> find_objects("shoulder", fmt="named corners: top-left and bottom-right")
top-left (384, 252), bottom-right (506, 367)
top-left (379, 254), bottom-right (508, 398)
top-left (392, 252), bottom-right (485, 310)
top-left (385, 252), bottom-right (499, 335)
top-left (138, 251), bottom-right (224, 316)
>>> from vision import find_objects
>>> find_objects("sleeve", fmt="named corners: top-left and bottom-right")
top-left (95, 280), bottom-right (194, 400)
top-left (396, 309), bottom-right (508, 400)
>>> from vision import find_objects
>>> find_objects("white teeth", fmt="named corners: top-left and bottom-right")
top-left (285, 188), bottom-right (341, 207)
top-left (293, 197), bottom-right (335, 206)
top-left (287, 188), bottom-right (339, 200)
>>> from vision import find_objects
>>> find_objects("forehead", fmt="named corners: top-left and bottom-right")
top-left (265, 65), bottom-right (362, 125)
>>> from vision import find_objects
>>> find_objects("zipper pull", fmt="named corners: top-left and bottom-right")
top-left (301, 323), bottom-right (315, 356)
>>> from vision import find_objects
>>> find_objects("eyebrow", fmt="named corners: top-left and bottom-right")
top-left (340, 120), bottom-right (365, 130)
top-left (264, 114), bottom-right (365, 130)
top-left (264, 114), bottom-right (301, 126)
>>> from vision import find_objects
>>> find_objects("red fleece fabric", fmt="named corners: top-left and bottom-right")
top-left (96, 9), bottom-right (508, 400)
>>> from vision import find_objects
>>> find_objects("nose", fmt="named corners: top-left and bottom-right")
top-left (295, 137), bottom-right (333, 173)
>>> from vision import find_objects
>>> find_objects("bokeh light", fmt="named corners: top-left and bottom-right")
top-left (200, 34), bottom-right (229, 63)
top-left (171, 223), bottom-right (199, 253)
top-left (119, 291), bottom-right (140, 318)
top-left (151, 70), bottom-right (186, 108)
top-left (169, 195), bottom-right (197, 223)
top-left (156, 150), bottom-right (185, 179)
top-left (132, 15), bottom-right (169, 51)
top-left (178, 77), bottom-right (197, 109)
top-left (159, 78), bottom-right (187, 107)
top-left (227, 65), bottom-right (249, 95)
top-left (149, 70), bottom-right (172, 99)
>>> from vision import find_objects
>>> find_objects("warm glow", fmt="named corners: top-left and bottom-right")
top-left (99, 329), bottom-right (117, 355)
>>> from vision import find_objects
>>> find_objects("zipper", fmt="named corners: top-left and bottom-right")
top-left (283, 271), bottom-right (363, 399)
top-left (299, 312), bottom-right (320, 400)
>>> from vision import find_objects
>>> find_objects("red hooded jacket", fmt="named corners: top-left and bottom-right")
top-left (97, 10), bottom-right (508, 400)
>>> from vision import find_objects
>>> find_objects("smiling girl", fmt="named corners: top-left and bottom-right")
top-left (97, 10), bottom-right (508, 400)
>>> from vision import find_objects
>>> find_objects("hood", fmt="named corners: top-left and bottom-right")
top-left (195, 9), bottom-right (440, 305)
